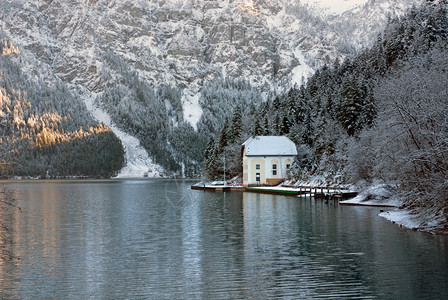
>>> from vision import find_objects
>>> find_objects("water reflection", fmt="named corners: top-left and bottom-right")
top-left (181, 182), bottom-right (202, 296)
top-left (241, 193), bottom-right (448, 298)
top-left (0, 180), bottom-right (447, 299)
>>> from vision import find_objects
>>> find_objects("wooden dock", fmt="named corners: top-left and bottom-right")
top-left (247, 186), bottom-right (357, 200)
top-left (192, 184), bottom-right (357, 200)
top-left (191, 185), bottom-right (246, 192)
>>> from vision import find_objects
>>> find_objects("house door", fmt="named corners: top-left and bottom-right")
top-left (255, 173), bottom-right (260, 183)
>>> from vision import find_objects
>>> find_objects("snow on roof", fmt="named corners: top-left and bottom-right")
top-left (242, 136), bottom-right (298, 156)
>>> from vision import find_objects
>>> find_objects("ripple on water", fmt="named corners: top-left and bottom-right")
top-left (0, 181), bottom-right (447, 299)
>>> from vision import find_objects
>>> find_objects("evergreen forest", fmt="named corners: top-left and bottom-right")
top-left (204, 2), bottom-right (448, 224)
top-left (96, 54), bottom-right (265, 177)
top-left (0, 39), bottom-right (124, 178)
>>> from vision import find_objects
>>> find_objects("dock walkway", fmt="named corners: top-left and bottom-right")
top-left (191, 184), bottom-right (358, 200)
top-left (246, 186), bottom-right (358, 200)
top-left (191, 185), bottom-right (246, 192)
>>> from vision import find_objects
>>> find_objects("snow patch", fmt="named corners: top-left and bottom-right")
top-left (291, 49), bottom-right (315, 86)
top-left (182, 89), bottom-right (202, 129)
top-left (128, 35), bottom-right (161, 56)
top-left (83, 93), bottom-right (163, 178)
top-left (340, 184), bottom-right (402, 207)
top-left (379, 210), bottom-right (421, 230)
top-left (301, 0), bottom-right (369, 15)
top-left (265, 6), bottom-right (287, 30)
top-left (111, 128), bottom-right (163, 178)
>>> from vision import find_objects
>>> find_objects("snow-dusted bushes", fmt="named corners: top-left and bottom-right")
top-left (355, 48), bottom-right (448, 216)
top-left (344, 1), bottom-right (448, 224)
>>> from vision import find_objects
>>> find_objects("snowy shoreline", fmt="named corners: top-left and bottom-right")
top-left (195, 180), bottom-right (447, 236)
top-left (340, 184), bottom-right (448, 236)
top-left (290, 180), bottom-right (447, 235)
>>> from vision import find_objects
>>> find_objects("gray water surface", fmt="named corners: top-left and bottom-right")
top-left (0, 179), bottom-right (447, 299)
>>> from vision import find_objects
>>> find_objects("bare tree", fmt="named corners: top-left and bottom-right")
top-left (351, 47), bottom-right (448, 224)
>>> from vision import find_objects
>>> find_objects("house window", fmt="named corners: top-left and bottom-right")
top-left (272, 164), bottom-right (277, 176)
top-left (256, 164), bottom-right (260, 170)
top-left (256, 173), bottom-right (261, 182)
top-left (286, 164), bottom-right (291, 170)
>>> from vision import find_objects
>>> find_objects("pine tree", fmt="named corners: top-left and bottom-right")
top-left (218, 119), bottom-right (229, 151)
top-left (229, 107), bottom-right (243, 144)
top-left (280, 115), bottom-right (290, 135)
top-left (252, 118), bottom-right (263, 136)
top-left (273, 114), bottom-right (281, 135)
top-left (272, 97), bottom-right (281, 110)
top-left (204, 138), bottom-right (219, 179)
top-left (360, 81), bottom-right (376, 129)
top-left (336, 75), bottom-right (365, 136)
top-left (263, 117), bottom-right (270, 135)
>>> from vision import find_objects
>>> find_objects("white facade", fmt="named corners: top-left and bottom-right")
top-left (242, 136), bottom-right (297, 187)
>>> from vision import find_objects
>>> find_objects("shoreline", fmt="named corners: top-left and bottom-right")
top-left (0, 177), bottom-right (199, 184)
top-left (191, 181), bottom-right (448, 236)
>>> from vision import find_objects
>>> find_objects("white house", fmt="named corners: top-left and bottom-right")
top-left (242, 136), bottom-right (298, 187)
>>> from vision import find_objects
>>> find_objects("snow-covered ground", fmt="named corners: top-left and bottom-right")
top-left (301, 0), bottom-right (369, 15)
top-left (83, 93), bottom-right (164, 178)
top-left (291, 50), bottom-right (315, 86)
top-left (113, 133), bottom-right (163, 178)
top-left (182, 88), bottom-right (202, 129)
top-left (340, 184), bottom-right (402, 207)
top-left (340, 183), bottom-right (447, 234)
top-left (379, 210), bottom-right (421, 230)
top-left (338, 183), bottom-right (419, 229)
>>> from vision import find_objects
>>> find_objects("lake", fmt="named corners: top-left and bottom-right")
top-left (0, 179), bottom-right (447, 299)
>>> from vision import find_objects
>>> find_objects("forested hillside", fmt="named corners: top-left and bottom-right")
top-left (0, 0), bottom-right (422, 177)
top-left (0, 37), bottom-right (124, 178)
top-left (206, 2), bottom-right (448, 225)
top-left (96, 54), bottom-right (267, 177)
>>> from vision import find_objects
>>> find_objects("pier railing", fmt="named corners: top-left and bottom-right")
top-left (192, 183), bottom-right (358, 200)
top-left (295, 186), bottom-right (350, 198)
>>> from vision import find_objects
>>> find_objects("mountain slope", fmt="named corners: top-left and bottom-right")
top-left (0, 0), bottom-right (423, 176)
top-left (0, 38), bottom-right (124, 178)
top-left (1, 0), bottom-right (422, 91)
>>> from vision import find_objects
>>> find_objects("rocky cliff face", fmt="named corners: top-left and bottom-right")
top-left (0, 0), bottom-right (422, 94)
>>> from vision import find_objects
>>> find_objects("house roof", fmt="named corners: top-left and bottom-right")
top-left (242, 136), bottom-right (298, 156)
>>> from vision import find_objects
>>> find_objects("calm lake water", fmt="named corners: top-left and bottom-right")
top-left (0, 179), bottom-right (447, 299)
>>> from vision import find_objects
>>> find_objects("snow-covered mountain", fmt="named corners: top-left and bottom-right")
top-left (0, 0), bottom-right (423, 176)
top-left (1, 0), bottom-right (422, 91)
